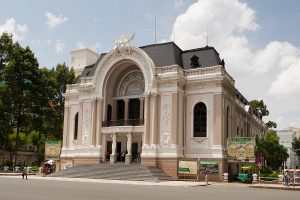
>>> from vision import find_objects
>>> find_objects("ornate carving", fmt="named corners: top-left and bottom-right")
top-left (114, 33), bottom-right (135, 55)
top-left (161, 132), bottom-right (170, 146)
top-left (162, 104), bottom-right (170, 131)
top-left (118, 71), bottom-right (145, 96)
top-left (190, 55), bottom-right (201, 68)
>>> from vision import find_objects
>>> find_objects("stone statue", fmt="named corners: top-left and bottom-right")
top-left (126, 133), bottom-right (132, 155)
top-left (111, 134), bottom-right (117, 155)
top-left (114, 33), bottom-right (135, 55)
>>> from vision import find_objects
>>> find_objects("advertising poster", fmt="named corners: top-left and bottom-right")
top-left (199, 161), bottom-right (219, 175)
top-left (227, 137), bottom-right (255, 162)
top-left (178, 160), bottom-right (198, 174)
top-left (45, 141), bottom-right (61, 159)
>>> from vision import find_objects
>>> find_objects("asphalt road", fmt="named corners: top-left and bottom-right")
top-left (0, 177), bottom-right (298, 200)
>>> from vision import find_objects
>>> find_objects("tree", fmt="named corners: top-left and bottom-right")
top-left (266, 121), bottom-right (277, 129)
top-left (0, 33), bottom-right (41, 166)
top-left (250, 99), bottom-right (269, 117)
top-left (292, 137), bottom-right (300, 158)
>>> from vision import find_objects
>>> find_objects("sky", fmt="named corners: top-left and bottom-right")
top-left (0, 0), bottom-right (299, 130)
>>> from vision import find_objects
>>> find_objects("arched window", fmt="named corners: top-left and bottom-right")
top-left (194, 102), bottom-right (207, 137)
top-left (107, 104), bottom-right (112, 121)
top-left (74, 113), bottom-right (79, 140)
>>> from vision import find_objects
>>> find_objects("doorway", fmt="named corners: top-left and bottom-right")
top-left (117, 142), bottom-right (122, 162)
top-left (106, 141), bottom-right (112, 161)
top-left (132, 142), bottom-right (138, 162)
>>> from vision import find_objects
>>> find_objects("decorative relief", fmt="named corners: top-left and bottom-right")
top-left (161, 132), bottom-right (170, 146)
top-left (162, 104), bottom-right (170, 131)
top-left (114, 33), bottom-right (135, 55)
top-left (118, 71), bottom-right (145, 96)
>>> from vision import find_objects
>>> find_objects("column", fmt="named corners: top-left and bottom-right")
top-left (139, 98), bottom-right (144, 120)
top-left (124, 99), bottom-right (129, 121)
top-left (62, 106), bottom-right (70, 148)
top-left (110, 133), bottom-right (117, 164)
top-left (150, 94), bottom-right (158, 145)
top-left (125, 133), bottom-right (132, 164)
top-left (170, 93), bottom-right (178, 145)
top-left (96, 98), bottom-right (103, 146)
top-left (143, 94), bottom-right (150, 146)
top-left (91, 99), bottom-right (97, 145)
top-left (77, 101), bottom-right (83, 144)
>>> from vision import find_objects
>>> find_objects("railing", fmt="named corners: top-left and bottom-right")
top-left (102, 119), bottom-right (144, 127)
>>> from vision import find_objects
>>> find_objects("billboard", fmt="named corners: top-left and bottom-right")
top-left (45, 141), bottom-right (61, 159)
top-left (227, 137), bottom-right (255, 162)
top-left (199, 161), bottom-right (219, 175)
top-left (178, 161), bottom-right (198, 174)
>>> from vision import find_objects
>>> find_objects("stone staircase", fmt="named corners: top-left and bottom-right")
top-left (49, 163), bottom-right (173, 181)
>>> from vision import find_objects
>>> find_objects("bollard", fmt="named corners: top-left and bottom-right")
top-left (223, 173), bottom-right (228, 182)
top-left (278, 174), bottom-right (284, 184)
top-left (252, 174), bottom-right (257, 183)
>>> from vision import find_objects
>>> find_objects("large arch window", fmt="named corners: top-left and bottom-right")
top-left (74, 112), bottom-right (79, 140)
top-left (193, 102), bottom-right (207, 137)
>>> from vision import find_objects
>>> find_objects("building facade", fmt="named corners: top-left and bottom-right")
top-left (277, 127), bottom-right (300, 169)
top-left (60, 35), bottom-right (265, 180)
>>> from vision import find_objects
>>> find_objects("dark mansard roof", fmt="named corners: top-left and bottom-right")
top-left (77, 41), bottom-right (223, 80)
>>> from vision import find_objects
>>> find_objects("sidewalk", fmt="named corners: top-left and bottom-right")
top-left (1, 174), bottom-right (299, 190)
top-left (0, 175), bottom-right (207, 187)
top-left (250, 183), bottom-right (300, 191)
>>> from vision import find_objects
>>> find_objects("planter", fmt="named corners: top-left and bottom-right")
top-left (15, 166), bottom-right (20, 172)
top-left (4, 166), bottom-right (9, 171)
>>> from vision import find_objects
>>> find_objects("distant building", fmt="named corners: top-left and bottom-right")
top-left (60, 34), bottom-right (266, 181)
top-left (277, 127), bottom-right (300, 169)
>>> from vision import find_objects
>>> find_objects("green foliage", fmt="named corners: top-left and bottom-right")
top-left (266, 121), bottom-right (277, 129)
top-left (292, 137), bottom-right (300, 157)
top-left (31, 166), bottom-right (40, 171)
top-left (0, 33), bottom-right (77, 165)
top-left (250, 99), bottom-right (269, 117)
top-left (255, 130), bottom-right (289, 171)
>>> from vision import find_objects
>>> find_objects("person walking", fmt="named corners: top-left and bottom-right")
top-left (22, 168), bottom-right (28, 180)
top-left (205, 168), bottom-right (209, 185)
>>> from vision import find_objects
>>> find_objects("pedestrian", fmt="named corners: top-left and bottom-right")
top-left (22, 169), bottom-right (28, 180)
top-left (205, 168), bottom-right (209, 185)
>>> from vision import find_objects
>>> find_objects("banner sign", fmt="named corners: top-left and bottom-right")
top-left (199, 161), bottom-right (219, 174)
top-left (178, 161), bottom-right (197, 174)
top-left (45, 141), bottom-right (61, 159)
top-left (227, 137), bottom-right (255, 162)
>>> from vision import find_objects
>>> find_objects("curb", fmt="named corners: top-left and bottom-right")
top-left (250, 185), bottom-right (300, 191)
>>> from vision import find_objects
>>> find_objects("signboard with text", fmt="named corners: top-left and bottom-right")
top-left (227, 137), bottom-right (255, 162)
top-left (45, 141), bottom-right (61, 159)
top-left (178, 161), bottom-right (198, 175)
top-left (199, 161), bottom-right (219, 174)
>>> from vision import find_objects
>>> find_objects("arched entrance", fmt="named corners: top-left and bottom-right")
top-left (102, 65), bottom-right (145, 164)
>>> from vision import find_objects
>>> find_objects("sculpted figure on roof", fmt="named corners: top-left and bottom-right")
top-left (114, 33), bottom-right (135, 55)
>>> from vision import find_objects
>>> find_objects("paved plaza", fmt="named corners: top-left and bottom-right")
top-left (0, 176), bottom-right (299, 200)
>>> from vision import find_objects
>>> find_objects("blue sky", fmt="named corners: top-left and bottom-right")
top-left (1, 0), bottom-right (300, 130)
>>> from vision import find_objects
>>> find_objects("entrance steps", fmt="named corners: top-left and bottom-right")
top-left (49, 163), bottom-right (173, 181)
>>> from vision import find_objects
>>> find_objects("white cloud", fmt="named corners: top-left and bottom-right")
top-left (171, 0), bottom-right (300, 129)
top-left (55, 40), bottom-right (65, 53)
top-left (268, 58), bottom-right (300, 96)
top-left (45, 12), bottom-right (68, 28)
top-left (76, 41), bottom-right (86, 49)
top-left (0, 18), bottom-right (28, 41)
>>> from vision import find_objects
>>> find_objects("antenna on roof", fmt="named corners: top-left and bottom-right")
top-left (154, 15), bottom-right (157, 44)
top-left (206, 27), bottom-right (208, 47)
top-left (174, 24), bottom-right (176, 43)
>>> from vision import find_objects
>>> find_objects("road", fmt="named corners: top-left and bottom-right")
top-left (0, 177), bottom-right (298, 200)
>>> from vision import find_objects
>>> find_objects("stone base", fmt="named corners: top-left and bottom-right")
top-left (125, 154), bottom-right (132, 164)
top-left (110, 154), bottom-right (117, 164)
top-left (73, 157), bottom-right (102, 166)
